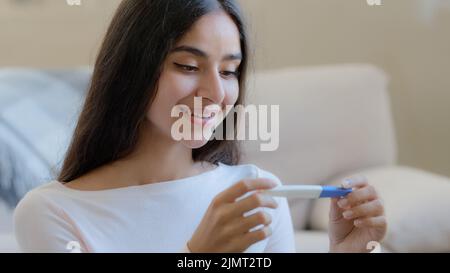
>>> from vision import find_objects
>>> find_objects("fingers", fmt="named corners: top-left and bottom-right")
top-left (354, 216), bottom-right (387, 228)
top-left (329, 197), bottom-right (345, 222)
top-left (232, 211), bottom-right (272, 234)
top-left (230, 193), bottom-right (278, 218)
top-left (330, 175), bottom-right (373, 222)
top-left (342, 175), bottom-right (368, 189)
top-left (337, 185), bottom-right (379, 209)
top-left (341, 199), bottom-right (384, 220)
top-left (215, 179), bottom-right (278, 204)
top-left (241, 226), bottom-right (272, 247)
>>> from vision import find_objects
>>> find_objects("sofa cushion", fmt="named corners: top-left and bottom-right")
top-left (294, 230), bottom-right (329, 253)
top-left (241, 64), bottom-right (396, 230)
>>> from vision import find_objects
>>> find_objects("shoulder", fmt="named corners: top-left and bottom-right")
top-left (13, 181), bottom-right (83, 252)
top-left (13, 181), bottom-right (65, 225)
top-left (218, 162), bottom-right (283, 186)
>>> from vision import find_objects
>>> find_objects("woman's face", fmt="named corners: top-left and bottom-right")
top-left (147, 10), bottom-right (242, 149)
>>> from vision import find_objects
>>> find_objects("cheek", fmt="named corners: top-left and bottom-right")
top-left (224, 81), bottom-right (240, 106)
top-left (147, 71), bottom-right (196, 124)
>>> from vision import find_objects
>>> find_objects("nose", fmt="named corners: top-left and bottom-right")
top-left (196, 69), bottom-right (225, 104)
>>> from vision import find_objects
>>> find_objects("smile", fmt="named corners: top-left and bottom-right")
top-left (191, 112), bottom-right (215, 119)
top-left (190, 113), bottom-right (215, 126)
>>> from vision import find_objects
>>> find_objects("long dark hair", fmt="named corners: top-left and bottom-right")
top-left (58, 0), bottom-right (249, 183)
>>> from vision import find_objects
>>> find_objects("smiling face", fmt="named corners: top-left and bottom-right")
top-left (146, 10), bottom-right (242, 149)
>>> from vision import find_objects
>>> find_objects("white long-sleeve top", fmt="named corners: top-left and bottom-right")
top-left (13, 163), bottom-right (296, 253)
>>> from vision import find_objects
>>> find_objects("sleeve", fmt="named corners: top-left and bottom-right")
top-left (13, 190), bottom-right (87, 253)
top-left (256, 167), bottom-right (296, 253)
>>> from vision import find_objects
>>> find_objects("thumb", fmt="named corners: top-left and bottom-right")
top-left (329, 198), bottom-right (345, 222)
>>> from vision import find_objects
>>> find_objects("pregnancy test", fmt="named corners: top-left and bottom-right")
top-left (262, 185), bottom-right (352, 199)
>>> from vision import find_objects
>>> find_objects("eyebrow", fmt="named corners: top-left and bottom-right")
top-left (170, 45), bottom-right (242, 61)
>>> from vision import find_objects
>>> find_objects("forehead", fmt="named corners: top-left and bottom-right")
top-left (174, 11), bottom-right (242, 55)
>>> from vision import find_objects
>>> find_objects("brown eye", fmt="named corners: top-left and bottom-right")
top-left (220, 70), bottom-right (239, 78)
top-left (174, 63), bottom-right (199, 72)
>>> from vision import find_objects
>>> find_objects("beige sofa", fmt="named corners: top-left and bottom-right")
top-left (242, 64), bottom-right (450, 252)
top-left (2, 64), bottom-right (450, 253)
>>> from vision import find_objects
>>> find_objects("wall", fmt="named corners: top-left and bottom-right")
top-left (1, 0), bottom-right (449, 177)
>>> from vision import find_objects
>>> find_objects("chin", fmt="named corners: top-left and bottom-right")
top-left (181, 139), bottom-right (209, 149)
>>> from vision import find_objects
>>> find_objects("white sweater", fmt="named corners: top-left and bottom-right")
top-left (13, 163), bottom-right (296, 253)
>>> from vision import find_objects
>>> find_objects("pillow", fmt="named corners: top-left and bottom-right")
top-left (309, 166), bottom-right (450, 252)
top-left (241, 64), bottom-right (395, 230)
top-left (0, 69), bottom-right (89, 207)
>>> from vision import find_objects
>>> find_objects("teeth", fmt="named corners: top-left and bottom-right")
top-left (189, 108), bottom-right (220, 118)
top-left (192, 114), bottom-right (211, 119)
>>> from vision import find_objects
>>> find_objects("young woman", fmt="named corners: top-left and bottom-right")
top-left (14, 0), bottom-right (386, 253)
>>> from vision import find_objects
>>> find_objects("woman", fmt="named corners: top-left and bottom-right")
top-left (14, 0), bottom-right (386, 253)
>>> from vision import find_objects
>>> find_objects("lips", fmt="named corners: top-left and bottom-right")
top-left (191, 111), bottom-right (215, 125)
top-left (180, 105), bottom-right (219, 118)
top-left (176, 104), bottom-right (221, 127)
top-left (191, 112), bottom-right (216, 119)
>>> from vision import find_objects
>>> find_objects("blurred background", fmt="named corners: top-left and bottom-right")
top-left (1, 0), bottom-right (450, 252)
top-left (1, 0), bottom-right (449, 177)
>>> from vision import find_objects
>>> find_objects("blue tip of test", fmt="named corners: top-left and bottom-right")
top-left (319, 186), bottom-right (353, 198)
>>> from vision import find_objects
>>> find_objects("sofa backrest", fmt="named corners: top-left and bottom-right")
top-left (0, 68), bottom-right (91, 208)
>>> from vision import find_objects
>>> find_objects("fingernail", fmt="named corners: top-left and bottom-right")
top-left (337, 199), bottom-right (348, 208)
top-left (267, 196), bottom-right (275, 201)
top-left (343, 210), bottom-right (353, 219)
top-left (342, 179), bottom-right (352, 188)
top-left (268, 196), bottom-right (278, 207)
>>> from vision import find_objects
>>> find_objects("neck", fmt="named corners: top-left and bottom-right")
top-left (109, 121), bottom-right (198, 185)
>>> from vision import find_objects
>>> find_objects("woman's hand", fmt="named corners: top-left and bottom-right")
top-left (328, 175), bottom-right (387, 253)
top-left (188, 179), bottom-right (278, 253)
